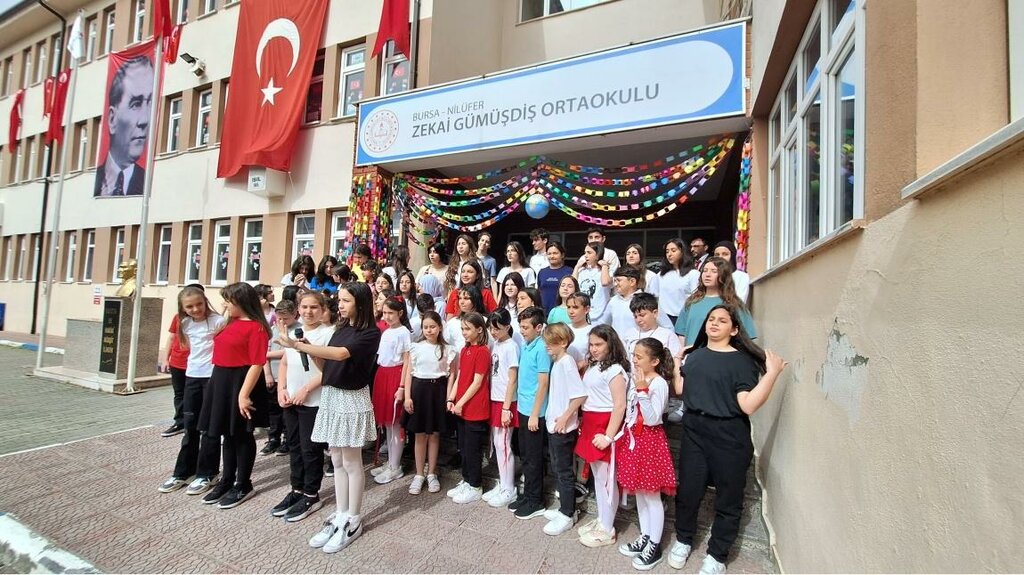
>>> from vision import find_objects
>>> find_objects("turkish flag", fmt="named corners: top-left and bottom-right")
top-left (371, 0), bottom-right (410, 58)
top-left (46, 69), bottom-right (72, 146)
top-left (8, 89), bottom-right (24, 152)
top-left (163, 24), bottom-right (183, 64)
top-left (43, 76), bottom-right (55, 118)
top-left (153, 0), bottom-right (172, 40)
top-left (217, 0), bottom-right (328, 178)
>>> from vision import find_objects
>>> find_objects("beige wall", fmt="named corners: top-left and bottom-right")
top-left (751, 147), bottom-right (1024, 572)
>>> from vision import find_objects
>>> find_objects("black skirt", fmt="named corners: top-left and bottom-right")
top-left (403, 376), bottom-right (448, 434)
top-left (198, 365), bottom-right (269, 436)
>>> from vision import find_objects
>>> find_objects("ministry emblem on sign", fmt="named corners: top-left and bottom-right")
top-left (362, 109), bottom-right (400, 153)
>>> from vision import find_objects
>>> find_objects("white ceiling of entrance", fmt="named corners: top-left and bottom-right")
top-left (383, 115), bottom-right (749, 203)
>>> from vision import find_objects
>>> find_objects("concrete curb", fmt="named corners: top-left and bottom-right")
top-left (0, 512), bottom-right (100, 573)
top-left (0, 340), bottom-right (65, 355)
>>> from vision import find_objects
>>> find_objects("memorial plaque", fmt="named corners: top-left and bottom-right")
top-left (99, 299), bottom-right (122, 374)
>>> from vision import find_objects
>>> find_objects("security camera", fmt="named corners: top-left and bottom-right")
top-left (189, 60), bottom-right (206, 77)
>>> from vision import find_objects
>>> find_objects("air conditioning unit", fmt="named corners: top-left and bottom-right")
top-left (247, 166), bottom-right (286, 198)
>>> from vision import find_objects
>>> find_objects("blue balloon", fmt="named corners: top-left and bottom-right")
top-left (525, 194), bottom-right (550, 219)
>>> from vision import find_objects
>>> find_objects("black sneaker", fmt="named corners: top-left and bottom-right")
top-left (260, 440), bottom-right (281, 456)
top-left (325, 460), bottom-right (335, 477)
top-left (619, 534), bottom-right (650, 558)
top-left (513, 501), bottom-right (545, 520)
top-left (201, 481), bottom-right (232, 505)
top-left (276, 443), bottom-right (289, 456)
top-left (161, 424), bottom-right (184, 437)
top-left (218, 486), bottom-right (256, 509)
top-left (508, 494), bottom-right (527, 511)
top-left (284, 495), bottom-right (323, 523)
top-left (574, 481), bottom-right (589, 504)
top-left (632, 540), bottom-right (663, 571)
top-left (271, 491), bottom-right (303, 517)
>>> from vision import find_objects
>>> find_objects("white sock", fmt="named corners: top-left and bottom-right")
top-left (330, 448), bottom-right (348, 517)
top-left (591, 461), bottom-right (618, 532)
top-left (493, 427), bottom-right (515, 491)
top-left (386, 425), bottom-right (402, 470)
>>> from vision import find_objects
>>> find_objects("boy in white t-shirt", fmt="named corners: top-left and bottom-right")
top-left (624, 293), bottom-right (684, 419)
top-left (262, 300), bottom-right (298, 457)
top-left (596, 266), bottom-right (642, 336)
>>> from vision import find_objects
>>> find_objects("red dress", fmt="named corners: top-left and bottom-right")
top-left (616, 392), bottom-right (676, 495)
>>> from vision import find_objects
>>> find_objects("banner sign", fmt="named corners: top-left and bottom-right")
top-left (94, 40), bottom-right (157, 197)
top-left (357, 21), bottom-right (746, 166)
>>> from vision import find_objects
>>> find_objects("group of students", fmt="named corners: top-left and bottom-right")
top-left (153, 226), bottom-right (786, 574)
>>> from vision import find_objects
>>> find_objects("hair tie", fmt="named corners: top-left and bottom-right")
top-left (394, 295), bottom-right (405, 303)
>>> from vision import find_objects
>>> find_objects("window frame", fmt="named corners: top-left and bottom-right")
top-left (22, 48), bottom-right (32, 89)
top-left (338, 45), bottom-right (366, 118)
top-left (111, 227), bottom-right (126, 282)
top-left (330, 211), bottom-right (348, 260)
top-left (196, 89), bottom-right (213, 146)
top-left (292, 214), bottom-right (315, 261)
top-left (64, 231), bottom-right (78, 282)
top-left (766, 0), bottom-right (864, 269)
top-left (85, 16), bottom-right (98, 62)
top-left (30, 235), bottom-right (40, 281)
top-left (185, 223), bottom-right (202, 283)
top-left (304, 49), bottom-right (325, 124)
top-left (74, 121), bottom-right (89, 171)
top-left (16, 236), bottom-right (26, 280)
top-left (210, 220), bottom-right (231, 286)
top-left (4, 237), bottom-right (13, 280)
top-left (241, 218), bottom-right (263, 283)
top-left (175, 0), bottom-right (188, 24)
top-left (166, 96), bottom-right (182, 152)
top-left (103, 8), bottom-right (116, 55)
top-left (520, 0), bottom-right (610, 23)
top-left (380, 41), bottom-right (410, 96)
top-left (132, 0), bottom-right (146, 44)
top-left (155, 224), bottom-right (172, 284)
top-left (36, 41), bottom-right (47, 84)
top-left (201, 0), bottom-right (216, 16)
top-left (83, 230), bottom-right (95, 281)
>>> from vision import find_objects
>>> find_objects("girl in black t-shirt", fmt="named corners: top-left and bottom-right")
top-left (667, 304), bottom-right (787, 574)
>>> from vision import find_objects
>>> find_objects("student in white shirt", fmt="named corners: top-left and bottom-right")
top-left (565, 292), bottom-right (593, 371)
top-left (658, 239), bottom-right (699, 327)
top-left (497, 241), bottom-right (538, 289)
top-left (595, 266), bottom-right (642, 336)
top-left (483, 309), bottom-right (520, 508)
top-left (528, 228), bottom-right (550, 277)
top-left (622, 293), bottom-right (683, 387)
top-left (624, 243), bottom-right (660, 297)
top-left (575, 227), bottom-right (621, 274)
top-left (573, 242), bottom-right (612, 320)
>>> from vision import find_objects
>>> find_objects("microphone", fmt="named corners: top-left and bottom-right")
top-left (294, 328), bottom-right (309, 371)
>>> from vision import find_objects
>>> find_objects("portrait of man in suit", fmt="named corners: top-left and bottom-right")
top-left (93, 55), bottom-right (153, 197)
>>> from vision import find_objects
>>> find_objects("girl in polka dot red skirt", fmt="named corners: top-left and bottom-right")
top-left (615, 337), bottom-right (678, 570)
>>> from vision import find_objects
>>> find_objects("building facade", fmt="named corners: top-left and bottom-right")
top-left (1, 0), bottom-right (1022, 571)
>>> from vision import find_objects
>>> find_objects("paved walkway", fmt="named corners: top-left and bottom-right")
top-left (0, 347), bottom-right (777, 573)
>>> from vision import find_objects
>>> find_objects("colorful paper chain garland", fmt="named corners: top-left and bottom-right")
top-left (344, 172), bottom-right (393, 263)
top-left (732, 137), bottom-right (752, 272)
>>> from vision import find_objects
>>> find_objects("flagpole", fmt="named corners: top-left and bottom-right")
top-left (36, 12), bottom-right (79, 371)
top-left (125, 38), bottom-right (164, 394)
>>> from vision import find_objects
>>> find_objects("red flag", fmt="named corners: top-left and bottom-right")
top-left (163, 24), bottom-right (183, 64)
top-left (8, 89), bottom-right (24, 152)
top-left (46, 69), bottom-right (72, 146)
top-left (43, 76), bottom-right (55, 118)
top-left (371, 0), bottom-right (410, 58)
top-left (216, 0), bottom-right (329, 178)
top-left (153, 0), bottom-right (172, 40)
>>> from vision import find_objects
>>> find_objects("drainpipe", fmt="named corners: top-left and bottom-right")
top-left (30, 0), bottom-right (65, 335)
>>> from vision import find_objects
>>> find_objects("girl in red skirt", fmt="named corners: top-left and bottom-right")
top-left (616, 337), bottom-right (677, 570)
top-left (576, 324), bottom-right (629, 548)
top-left (371, 296), bottom-right (412, 485)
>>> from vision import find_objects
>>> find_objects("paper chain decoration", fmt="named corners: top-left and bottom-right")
top-left (344, 172), bottom-right (393, 263)
top-left (732, 137), bottom-right (752, 272)
top-left (394, 136), bottom-right (736, 232)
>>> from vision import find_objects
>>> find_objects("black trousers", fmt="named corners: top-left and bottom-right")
top-left (172, 377), bottom-right (220, 479)
top-left (267, 382), bottom-right (284, 442)
top-left (518, 417), bottom-right (547, 505)
top-left (674, 412), bottom-right (753, 563)
top-left (456, 418), bottom-right (489, 488)
top-left (548, 430), bottom-right (578, 517)
top-left (222, 431), bottom-right (257, 490)
top-left (283, 404), bottom-right (324, 494)
top-left (170, 367), bottom-right (186, 427)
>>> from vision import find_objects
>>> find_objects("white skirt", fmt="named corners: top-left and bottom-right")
top-left (311, 386), bottom-right (377, 448)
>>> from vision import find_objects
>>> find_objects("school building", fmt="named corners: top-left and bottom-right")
top-left (0, 0), bottom-right (1022, 571)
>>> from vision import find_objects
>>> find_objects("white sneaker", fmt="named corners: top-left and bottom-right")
top-left (452, 485), bottom-right (483, 504)
top-left (666, 403), bottom-right (685, 424)
top-left (309, 513), bottom-right (344, 549)
top-left (408, 475), bottom-right (425, 495)
top-left (323, 516), bottom-right (362, 553)
top-left (427, 474), bottom-right (441, 493)
top-left (373, 466), bottom-right (404, 485)
top-left (446, 480), bottom-right (467, 498)
top-left (543, 508), bottom-right (562, 521)
top-left (579, 524), bottom-right (616, 548)
top-left (369, 464), bottom-right (388, 477)
top-left (481, 484), bottom-right (501, 502)
top-left (577, 517), bottom-right (599, 537)
top-left (488, 488), bottom-right (517, 508)
top-left (699, 555), bottom-right (726, 574)
top-left (542, 511), bottom-right (576, 536)
top-left (666, 540), bottom-right (692, 569)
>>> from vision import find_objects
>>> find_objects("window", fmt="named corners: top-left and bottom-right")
top-left (338, 46), bottom-right (365, 117)
top-left (4, 238), bottom-right (13, 280)
top-left (521, 0), bottom-right (608, 22)
top-left (330, 211), bottom-right (348, 260)
top-left (1, 57), bottom-right (12, 96)
top-left (83, 230), bottom-right (95, 281)
top-left (22, 48), bottom-right (32, 89)
top-left (211, 221), bottom-right (230, 285)
top-left (305, 50), bottom-right (325, 124)
top-left (65, 232), bottom-right (77, 281)
top-left (202, 0), bottom-right (216, 16)
top-left (166, 96), bottom-right (182, 152)
top-left (103, 8), bottom-right (116, 55)
top-left (89, 117), bottom-right (100, 168)
top-left (196, 89), bottom-right (212, 146)
top-left (30, 235), bottom-right (40, 281)
top-left (380, 41), bottom-right (410, 96)
top-left (185, 223), bottom-right (202, 283)
top-left (36, 42), bottom-right (47, 84)
top-left (27, 137), bottom-right (37, 180)
top-left (85, 16), bottom-right (97, 61)
top-left (49, 35), bottom-right (61, 76)
top-left (242, 218), bottom-right (262, 282)
top-left (15, 144), bottom-right (24, 184)
top-left (74, 121), bottom-right (89, 170)
top-left (132, 0), bottom-right (146, 43)
top-left (766, 0), bottom-right (861, 267)
top-left (175, 0), bottom-right (188, 23)
top-left (292, 214), bottom-right (315, 260)
top-left (155, 225), bottom-right (172, 283)
top-left (111, 227), bottom-right (126, 281)
top-left (16, 236), bottom-right (26, 280)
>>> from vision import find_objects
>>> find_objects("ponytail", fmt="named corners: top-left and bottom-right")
top-left (636, 337), bottom-right (676, 383)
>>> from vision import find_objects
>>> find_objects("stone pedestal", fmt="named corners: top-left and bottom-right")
top-left (34, 297), bottom-right (169, 394)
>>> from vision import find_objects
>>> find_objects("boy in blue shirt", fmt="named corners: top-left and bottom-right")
top-left (511, 306), bottom-right (551, 520)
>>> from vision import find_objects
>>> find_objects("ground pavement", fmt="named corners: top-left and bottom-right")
top-left (0, 347), bottom-right (777, 573)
